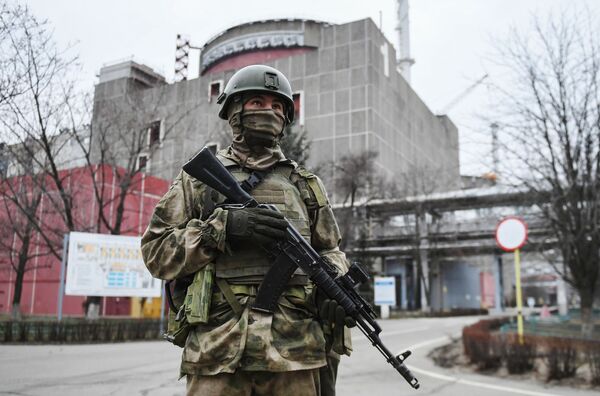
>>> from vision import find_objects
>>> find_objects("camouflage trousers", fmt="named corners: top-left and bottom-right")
top-left (319, 354), bottom-right (340, 396)
top-left (186, 368), bottom-right (321, 396)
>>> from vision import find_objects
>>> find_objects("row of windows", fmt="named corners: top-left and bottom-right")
top-left (136, 117), bottom-right (220, 172)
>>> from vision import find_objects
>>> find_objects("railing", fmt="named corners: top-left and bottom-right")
top-left (373, 215), bottom-right (547, 240)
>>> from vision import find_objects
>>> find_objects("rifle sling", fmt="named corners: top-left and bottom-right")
top-left (240, 169), bottom-right (269, 193)
top-left (215, 278), bottom-right (244, 315)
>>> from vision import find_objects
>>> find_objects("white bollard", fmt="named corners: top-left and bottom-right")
top-left (380, 304), bottom-right (390, 319)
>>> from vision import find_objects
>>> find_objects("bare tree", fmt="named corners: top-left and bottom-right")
top-left (280, 125), bottom-right (311, 166)
top-left (0, 172), bottom-right (53, 319)
top-left (78, 86), bottom-right (189, 236)
top-left (489, 10), bottom-right (600, 335)
top-left (332, 150), bottom-right (381, 208)
top-left (0, 1), bottom-right (30, 105)
top-left (0, 2), bottom-right (191, 317)
top-left (0, 0), bottom-right (84, 244)
top-left (396, 164), bottom-right (448, 310)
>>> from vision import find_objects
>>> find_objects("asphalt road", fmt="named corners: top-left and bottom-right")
top-left (0, 316), bottom-right (597, 396)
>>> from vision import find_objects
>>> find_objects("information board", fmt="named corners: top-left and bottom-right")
top-left (65, 232), bottom-right (161, 297)
top-left (374, 276), bottom-right (396, 306)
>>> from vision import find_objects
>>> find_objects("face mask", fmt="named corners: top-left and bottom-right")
top-left (240, 109), bottom-right (285, 148)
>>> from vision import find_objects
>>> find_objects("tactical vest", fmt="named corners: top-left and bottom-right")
top-left (213, 159), bottom-right (320, 283)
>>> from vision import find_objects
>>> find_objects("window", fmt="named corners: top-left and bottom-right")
top-left (147, 120), bottom-right (162, 147)
top-left (205, 142), bottom-right (219, 154)
top-left (137, 154), bottom-right (148, 171)
top-left (208, 80), bottom-right (224, 102)
top-left (292, 91), bottom-right (304, 126)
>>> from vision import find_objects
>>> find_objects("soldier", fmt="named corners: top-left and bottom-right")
top-left (141, 64), bottom-right (351, 396)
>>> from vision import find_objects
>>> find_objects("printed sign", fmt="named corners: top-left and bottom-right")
top-left (374, 276), bottom-right (396, 306)
top-left (201, 31), bottom-right (305, 71)
top-left (65, 232), bottom-right (161, 297)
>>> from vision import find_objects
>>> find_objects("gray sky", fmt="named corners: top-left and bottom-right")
top-left (25, 0), bottom-right (599, 176)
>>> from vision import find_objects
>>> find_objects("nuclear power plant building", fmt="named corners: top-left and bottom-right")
top-left (92, 18), bottom-right (460, 196)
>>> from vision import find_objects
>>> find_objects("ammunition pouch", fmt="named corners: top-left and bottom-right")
top-left (164, 264), bottom-right (215, 348)
top-left (184, 263), bottom-right (215, 325)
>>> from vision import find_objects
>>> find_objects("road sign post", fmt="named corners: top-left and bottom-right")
top-left (495, 217), bottom-right (528, 344)
top-left (57, 233), bottom-right (69, 321)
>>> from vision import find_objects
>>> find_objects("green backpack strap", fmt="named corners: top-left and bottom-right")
top-left (294, 168), bottom-right (328, 206)
top-left (292, 167), bottom-right (329, 230)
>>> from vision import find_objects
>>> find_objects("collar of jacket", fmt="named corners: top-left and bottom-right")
top-left (217, 147), bottom-right (298, 170)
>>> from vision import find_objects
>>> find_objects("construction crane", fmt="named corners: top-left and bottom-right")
top-left (438, 74), bottom-right (488, 114)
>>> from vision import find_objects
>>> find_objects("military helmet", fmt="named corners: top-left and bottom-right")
top-left (217, 64), bottom-right (295, 122)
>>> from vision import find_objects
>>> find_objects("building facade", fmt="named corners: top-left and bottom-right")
top-left (92, 18), bottom-right (460, 198)
top-left (0, 165), bottom-right (169, 317)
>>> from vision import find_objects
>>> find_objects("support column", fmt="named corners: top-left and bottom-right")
top-left (429, 260), bottom-right (443, 312)
top-left (493, 254), bottom-right (504, 312)
top-left (557, 277), bottom-right (568, 316)
top-left (418, 212), bottom-right (430, 312)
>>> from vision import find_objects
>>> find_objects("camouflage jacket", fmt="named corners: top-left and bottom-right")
top-left (141, 149), bottom-right (349, 376)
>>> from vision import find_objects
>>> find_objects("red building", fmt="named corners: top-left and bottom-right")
top-left (0, 165), bottom-right (169, 317)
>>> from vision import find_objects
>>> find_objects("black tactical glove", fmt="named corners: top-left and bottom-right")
top-left (226, 207), bottom-right (288, 247)
top-left (315, 289), bottom-right (356, 355)
top-left (318, 297), bottom-right (357, 330)
top-left (317, 292), bottom-right (357, 353)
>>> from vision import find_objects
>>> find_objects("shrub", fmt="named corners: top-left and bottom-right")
top-left (463, 318), bottom-right (507, 370)
top-left (543, 337), bottom-right (579, 381)
top-left (502, 335), bottom-right (536, 374)
top-left (0, 318), bottom-right (161, 343)
top-left (582, 340), bottom-right (600, 386)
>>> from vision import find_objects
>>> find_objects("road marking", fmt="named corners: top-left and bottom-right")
top-left (353, 326), bottom-right (430, 344)
top-left (409, 367), bottom-right (561, 396)
top-left (403, 335), bottom-right (561, 396)
top-left (400, 335), bottom-right (452, 354)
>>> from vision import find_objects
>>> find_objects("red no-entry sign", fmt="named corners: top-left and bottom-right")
top-left (495, 216), bottom-right (528, 252)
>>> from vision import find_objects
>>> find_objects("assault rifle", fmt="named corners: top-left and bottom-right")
top-left (182, 147), bottom-right (420, 390)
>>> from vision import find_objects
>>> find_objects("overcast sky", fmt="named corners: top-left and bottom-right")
top-left (24, 0), bottom-right (599, 176)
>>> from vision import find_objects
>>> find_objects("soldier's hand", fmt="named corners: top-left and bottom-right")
top-left (316, 293), bottom-right (356, 353)
top-left (318, 298), bottom-right (357, 330)
top-left (226, 207), bottom-right (288, 247)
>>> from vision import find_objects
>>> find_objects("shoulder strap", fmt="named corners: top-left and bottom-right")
top-left (240, 169), bottom-right (270, 193)
top-left (293, 167), bottom-right (329, 207)
top-left (200, 167), bottom-right (272, 220)
top-left (291, 167), bottom-right (330, 231)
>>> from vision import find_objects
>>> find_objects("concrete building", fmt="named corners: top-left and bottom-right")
top-left (91, 18), bottom-right (460, 198)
